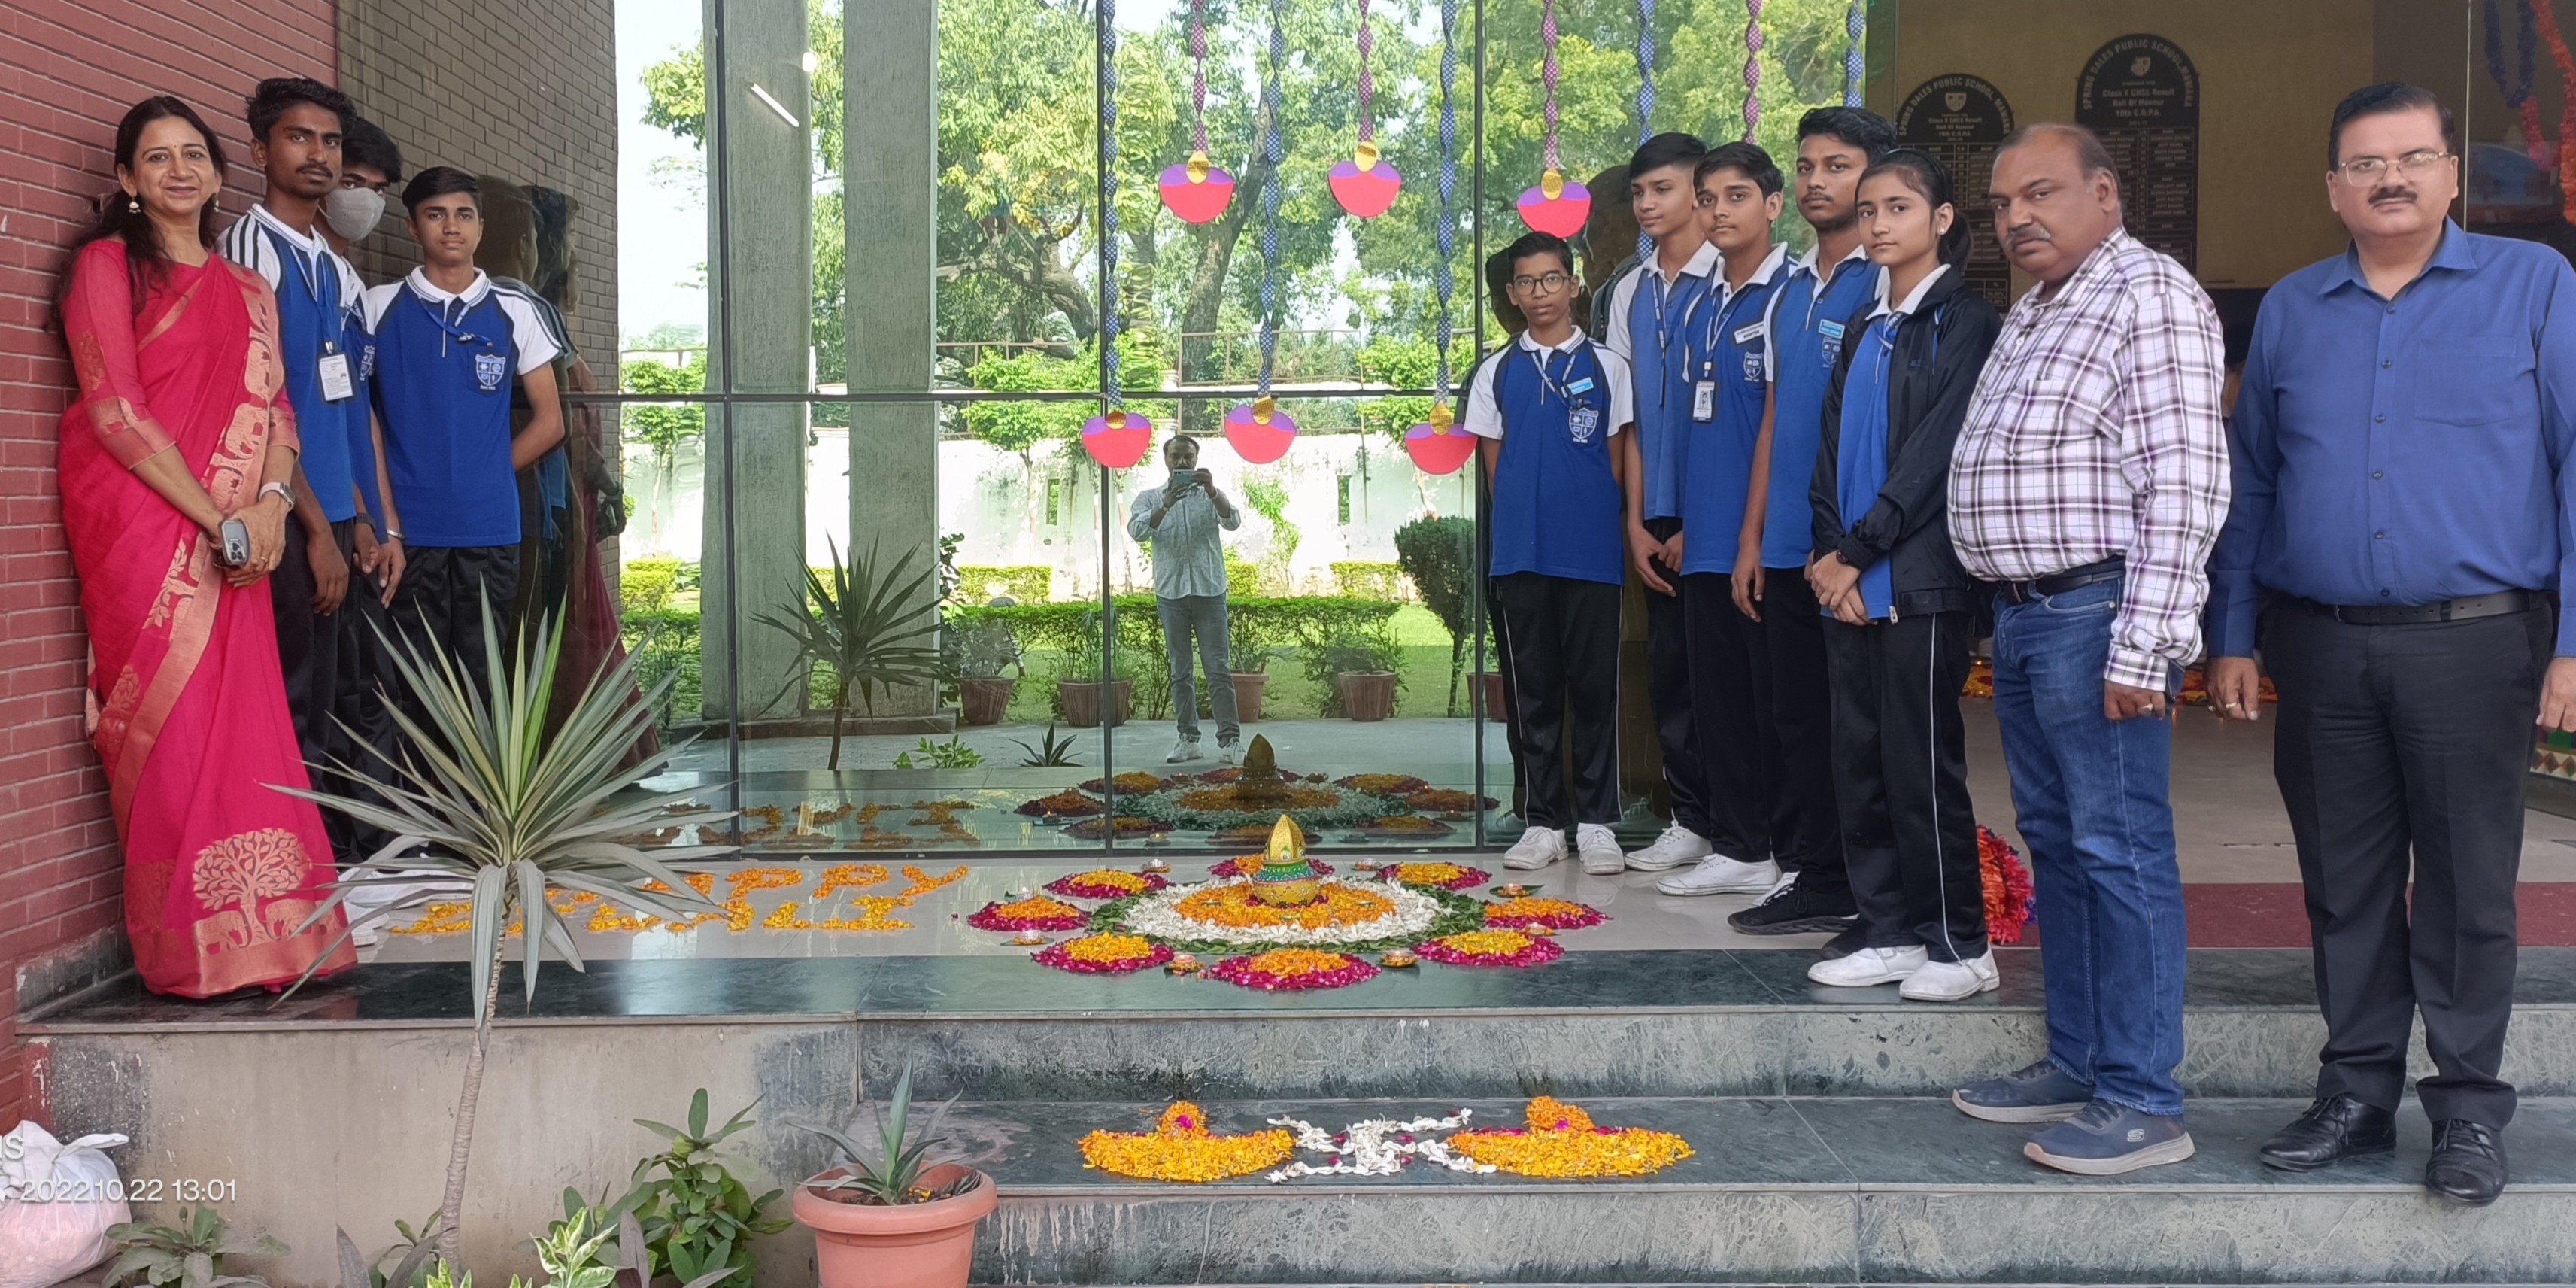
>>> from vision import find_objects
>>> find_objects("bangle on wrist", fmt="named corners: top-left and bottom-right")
top-left (383, 529), bottom-right (404, 542)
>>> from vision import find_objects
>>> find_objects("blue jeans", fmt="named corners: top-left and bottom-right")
top-left (1989, 576), bottom-right (2187, 1116)
top-left (1155, 594), bottom-right (1238, 742)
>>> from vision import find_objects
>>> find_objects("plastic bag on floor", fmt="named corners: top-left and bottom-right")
top-left (0, 1121), bottom-right (131, 1288)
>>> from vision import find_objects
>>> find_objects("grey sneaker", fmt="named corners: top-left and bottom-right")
top-left (1953, 1059), bottom-right (2093, 1123)
top-left (2023, 1099), bottom-right (2195, 1176)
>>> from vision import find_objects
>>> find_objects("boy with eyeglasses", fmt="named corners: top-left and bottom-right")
top-left (1467, 231), bottom-right (1637, 875)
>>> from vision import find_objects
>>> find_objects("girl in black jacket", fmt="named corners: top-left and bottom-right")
top-left (1802, 149), bottom-right (2004, 1000)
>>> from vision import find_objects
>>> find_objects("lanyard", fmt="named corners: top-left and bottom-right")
top-left (1692, 278), bottom-right (1765, 377)
top-left (1804, 251), bottom-right (1869, 336)
top-left (268, 225), bottom-right (347, 352)
top-left (412, 288), bottom-right (494, 357)
top-left (1525, 342), bottom-right (1580, 406)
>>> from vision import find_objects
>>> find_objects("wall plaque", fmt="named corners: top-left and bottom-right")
top-left (2077, 34), bottom-right (2201, 272)
top-left (1897, 74), bottom-right (2016, 311)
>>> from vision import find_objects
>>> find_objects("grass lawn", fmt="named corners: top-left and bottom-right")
top-left (1003, 604), bottom-right (1485, 724)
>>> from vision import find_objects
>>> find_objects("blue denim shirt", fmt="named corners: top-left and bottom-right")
top-left (2209, 223), bottom-right (2576, 655)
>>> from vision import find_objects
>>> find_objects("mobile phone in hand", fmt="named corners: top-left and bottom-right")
top-left (217, 518), bottom-right (250, 568)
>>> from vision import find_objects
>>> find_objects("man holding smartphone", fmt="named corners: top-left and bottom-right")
top-left (1127, 434), bottom-right (1243, 763)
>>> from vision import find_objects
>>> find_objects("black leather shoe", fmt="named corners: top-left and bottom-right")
top-left (2258, 1094), bottom-right (2395, 1171)
top-left (2425, 1119), bottom-right (2508, 1207)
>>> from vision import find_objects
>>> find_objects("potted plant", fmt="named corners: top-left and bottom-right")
top-left (282, 608), bottom-right (734, 1269)
top-left (1225, 620), bottom-right (1276, 724)
top-left (1052, 609), bottom-right (1131, 728)
top-left (1310, 624), bottom-right (1405, 722)
top-left (943, 615), bottom-right (1022, 727)
top-left (791, 1064), bottom-right (994, 1288)
top-left (755, 537), bottom-right (946, 770)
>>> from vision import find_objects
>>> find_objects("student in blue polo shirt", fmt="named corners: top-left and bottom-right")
top-left (1656, 141), bottom-right (1792, 901)
top-left (1467, 231), bottom-right (1637, 876)
top-left (1601, 132), bottom-right (1728, 876)
top-left (1728, 107), bottom-right (1894, 945)
top-left (220, 77), bottom-right (378, 780)
top-left (1802, 150), bottom-right (2001, 1001)
top-left (360, 166), bottom-right (563, 682)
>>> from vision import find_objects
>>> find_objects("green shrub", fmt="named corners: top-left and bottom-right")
top-left (621, 557), bottom-right (684, 613)
top-left (1394, 515), bottom-right (1478, 715)
top-left (1329, 560), bottom-right (1410, 601)
top-left (1300, 621), bottom-right (1407, 717)
top-left (956, 564), bottom-right (1052, 604)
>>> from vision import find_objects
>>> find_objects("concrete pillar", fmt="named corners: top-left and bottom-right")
top-left (840, 0), bottom-right (942, 716)
top-left (701, 0), bottom-right (814, 723)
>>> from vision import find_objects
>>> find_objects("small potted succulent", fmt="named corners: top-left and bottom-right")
top-left (945, 616), bottom-right (1023, 727)
top-left (793, 1064), bottom-right (994, 1288)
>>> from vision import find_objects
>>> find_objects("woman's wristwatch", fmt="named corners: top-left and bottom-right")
top-left (258, 481), bottom-right (293, 508)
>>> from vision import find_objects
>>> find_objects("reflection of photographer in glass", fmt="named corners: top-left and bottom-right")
top-left (1128, 434), bottom-right (1243, 764)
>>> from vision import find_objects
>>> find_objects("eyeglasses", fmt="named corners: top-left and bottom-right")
top-left (1508, 272), bottom-right (1575, 296)
top-left (2335, 150), bottom-right (2453, 184)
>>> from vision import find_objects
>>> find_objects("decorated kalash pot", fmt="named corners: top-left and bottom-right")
top-left (1247, 814), bottom-right (1326, 907)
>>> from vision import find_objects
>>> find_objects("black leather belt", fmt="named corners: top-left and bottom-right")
top-left (1994, 557), bottom-right (2124, 606)
top-left (2288, 590), bottom-right (2534, 625)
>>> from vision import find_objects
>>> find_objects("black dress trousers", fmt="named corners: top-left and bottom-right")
top-left (1496, 572), bottom-right (1622, 830)
top-left (1643, 515), bottom-right (1713, 837)
top-left (2265, 603), bottom-right (2549, 1129)
top-left (1679, 571), bottom-right (1776, 864)
top-left (1760, 567), bottom-right (1848, 894)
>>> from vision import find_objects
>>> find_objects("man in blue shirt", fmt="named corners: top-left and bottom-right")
top-left (2208, 84), bottom-right (2576, 1208)
top-left (1469, 232), bottom-right (1637, 876)
top-left (1602, 132), bottom-right (1734, 875)
top-left (220, 78), bottom-right (375, 791)
top-left (1725, 108), bottom-right (1891, 943)
top-left (1655, 142), bottom-right (1791, 901)
top-left (361, 167), bottom-right (565, 684)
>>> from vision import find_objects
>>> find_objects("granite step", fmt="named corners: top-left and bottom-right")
top-left (860, 947), bottom-right (2576, 1102)
top-left (956, 1095), bottom-right (2576, 1286)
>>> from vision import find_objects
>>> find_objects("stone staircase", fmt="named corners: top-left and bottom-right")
top-left (843, 947), bottom-right (2576, 1286)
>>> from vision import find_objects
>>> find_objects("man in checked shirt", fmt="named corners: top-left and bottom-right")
top-left (1939, 124), bottom-right (2231, 1177)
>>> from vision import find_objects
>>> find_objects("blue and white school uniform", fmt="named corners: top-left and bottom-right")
top-left (1601, 241), bottom-right (1718, 524)
top-left (1464, 328), bottom-right (1634, 829)
top-left (1674, 242), bottom-right (1789, 576)
top-left (1761, 241), bottom-right (1878, 571)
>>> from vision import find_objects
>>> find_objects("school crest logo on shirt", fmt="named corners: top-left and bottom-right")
top-left (473, 351), bottom-right (508, 391)
top-left (1567, 402), bottom-right (1601, 443)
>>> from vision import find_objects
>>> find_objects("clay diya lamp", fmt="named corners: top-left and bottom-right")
top-left (1164, 952), bottom-right (1202, 977)
top-left (1379, 948), bottom-right (1419, 969)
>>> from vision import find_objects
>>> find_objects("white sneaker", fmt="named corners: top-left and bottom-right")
top-left (1218, 739), bottom-right (1239, 765)
top-left (1575, 824), bottom-right (1625, 874)
top-left (1807, 944), bottom-right (1929, 987)
top-left (1899, 951), bottom-right (2001, 1001)
top-left (1625, 823), bottom-right (1714, 871)
top-left (1502, 826), bottom-right (1567, 870)
top-left (1167, 737), bottom-right (1202, 764)
top-left (1655, 853), bottom-right (1781, 896)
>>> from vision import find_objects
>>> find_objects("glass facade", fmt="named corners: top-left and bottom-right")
top-left (413, 0), bottom-right (2487, 856)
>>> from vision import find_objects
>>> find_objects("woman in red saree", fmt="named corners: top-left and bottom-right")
top-left (59, 97), bottom-right (355, 998)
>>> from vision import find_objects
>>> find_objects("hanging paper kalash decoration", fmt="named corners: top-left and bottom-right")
top-left (1227, 0), bottom-right (1300, 464)
top-left (1404, 0), bottom-right (1476, 475)
top-left (1516, 0), bottom-right (1591, 236)
top-left (1082, 0), bottom-right (1154, 469)
top-left (2528, 0), bottom-right (2576, 222)
top-left (1327, 0), bottom-right (1404, 217)
top-left (1158, 0), bottom-right (1236, 223)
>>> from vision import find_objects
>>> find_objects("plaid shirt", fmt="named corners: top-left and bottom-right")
top-left (1949, 230), bottom-right (2231, 691)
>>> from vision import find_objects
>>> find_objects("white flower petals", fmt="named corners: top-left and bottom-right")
top-left (1115, 876), bottom-right (1447, 949)
top-left (1263, 1110), bottom-right (1496, 1182)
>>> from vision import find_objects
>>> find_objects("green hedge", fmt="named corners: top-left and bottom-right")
top-left (1328, 560), bottom-right (1410, 600)
top-left (957, 564), bottom-right (1052, 604)
top-left (948, 595), bottom-right (1402, 720)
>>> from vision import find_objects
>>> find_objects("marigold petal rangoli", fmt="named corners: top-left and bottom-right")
top-left (1443, 1096), bottom-right (1693, 1178)
top-left (1205, 948), bottom-right (1379, 990)
top-left (1034, 932), bottom-right (1172, 974)
top-left (966, 895), bottom-right (1091, 931)
top-left (1377, 861), bottom-right (1490, 890)
top-left (1416, 928), bottom-right (1562, 968)
top-left (1045, 868), bottom-right (1171, 900)
top-left (1077, 1101), bottom-right (1297, 1182)
top-left (1483, 896), bottom-right (1606, 930)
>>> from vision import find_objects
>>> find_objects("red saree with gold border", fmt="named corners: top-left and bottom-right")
top-left (59, 239), bottom-right (357, 998)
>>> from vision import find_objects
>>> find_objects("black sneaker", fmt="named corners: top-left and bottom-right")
top-left (1728, 873), bottom-right (1861, 935)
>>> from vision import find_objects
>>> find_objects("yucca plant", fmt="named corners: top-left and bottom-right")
top-left (281, 606), bottom-right (736, 1268)
top-left (755, 537), bottom-right (945, 770)
top-left (1010, 721), bottom-right (1080, 767)
top-left (793, 1063), bottom-right (979, 1205)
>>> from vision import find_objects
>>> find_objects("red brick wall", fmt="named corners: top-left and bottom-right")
top-left (0, 0), bottom-right (336, 1126)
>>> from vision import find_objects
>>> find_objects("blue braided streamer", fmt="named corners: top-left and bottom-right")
top-left (1435, 0), bottom-right (1458, 397)
top-left (1634, 0), bottom-right (1655, 144)
top-left (1258, 0), bottom-right (1285, 396)
top-left (1100, 0), bottom-right (1121, 406)
top-left (1843, 0), bottom-right (1864, 107)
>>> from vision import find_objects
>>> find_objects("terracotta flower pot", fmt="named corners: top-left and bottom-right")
top-left (1230, 671), bottom-right (1269, 723)
top-left (1057, 678), bottom-right (1133, 728)
top-left (957, 676), bottom-right (1017, 726)
top-left (793, 1162), bottom-right (997, 1288)
top-left (1335, 670), bottom-right (1398, 722)
top-left (1475, 670), bottom-right (1508, 720)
